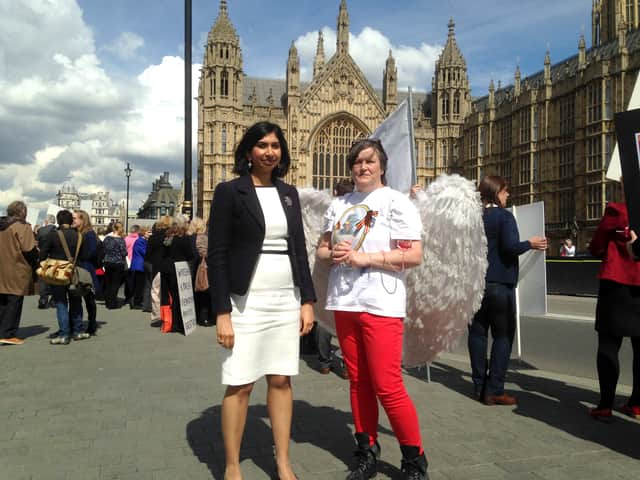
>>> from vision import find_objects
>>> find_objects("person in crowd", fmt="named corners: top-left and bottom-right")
top-left (0, 201), bottom-right (38, 345)
top-left (588, 181), bottom-right (640, 420)
top-left (124, 224), bottom-right (140, 304)
top-left (159, 215), bottom-right (195, 333)
top-left (130, 227), bottom-right (150, 310)
top-left (316, 138), bottom-right (428, 480)
top-left (35, 214), bottom-right (56, 309)
top-left (94, 226), bottom-right (106, 301)
top-left (209, 121), bottom-right (315, 480)
top-left (188, 216), bottom-right (214, 326)
top-left (73, 209), bottom-right (99, 335)
top-left (145, 216), bottom-right (171, 321)
top-left (102, 222), bottom-right (127, 309)
top-left (560, 238), bottom-right (576, 257)
top-left (468, 176), bottom-right (547, 406)
top-left (40, 209), bottom-right (91, 345)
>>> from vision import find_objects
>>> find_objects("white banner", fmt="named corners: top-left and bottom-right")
top-left (372, 99), bottom-right (413, 194)
top-left (175, 261), bottom-right (197, 336)
top-left (607, 71), bottom-right (640, 180)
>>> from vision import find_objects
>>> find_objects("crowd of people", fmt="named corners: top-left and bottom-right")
top-left (1, 120), bottom-right (640, 480)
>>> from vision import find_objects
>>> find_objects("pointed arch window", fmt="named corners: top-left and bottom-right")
top-left (221, 70), bottom-right (229, 97)
top-left (441, 93), bottom-right (449, 121)
top-left (221, 125), bottom-right (227, 154)
top-left (311, 118), bottom-right (367, 190)
top-left (209, 71), bottom-right (216, 97)
top-left (453, 92), bottom-right (460, 118)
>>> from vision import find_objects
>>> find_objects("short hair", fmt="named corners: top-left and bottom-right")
top-left (57, 209), bottom-right (73, 226)
top-left (167, 214), bottom-right (188, 237)
top-left (478, 175), bottom-right (508, 206)
top-left (233, 121), bottom-right (290, 181)
top-left (7, 200), bottom-right (27, 221)
top-left (73, 209), bottom-right (93, 234)
top-left (45, 214), bottom-right (56, 224)
top-left (130, 224), bottom-right (140, 234)
top-left (346, 138), bottom-right (388, 185)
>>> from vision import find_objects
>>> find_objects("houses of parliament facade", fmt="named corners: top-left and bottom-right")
top-left (197, 0), bottom-right (640, 249)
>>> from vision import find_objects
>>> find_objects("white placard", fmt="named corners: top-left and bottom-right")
top-left (175, 261), bottom-right (197, 336)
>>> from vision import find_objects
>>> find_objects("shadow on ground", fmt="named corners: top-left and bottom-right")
top-left (407, 360), bottom-right (640, 460)
top-left (187, 398), bottom-right (399, 479)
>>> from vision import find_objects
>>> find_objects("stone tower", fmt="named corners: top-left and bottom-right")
top-left (592, 0), bottom-right (640, 46)
top-left (431, 18), bottom-right (470, 171)
top-left (197, 0), bottom-right (244, 219)
top-left (382, 50), bottom-right (398, 114)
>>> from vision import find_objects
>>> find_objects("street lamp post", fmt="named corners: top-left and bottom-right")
top-left (183, 0), bottom-right (193, 219)
top-left (124, 162), bottom-right (132, 233)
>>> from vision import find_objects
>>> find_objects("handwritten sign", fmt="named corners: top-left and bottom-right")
top-left (175, 261), bottom-right (197, 336)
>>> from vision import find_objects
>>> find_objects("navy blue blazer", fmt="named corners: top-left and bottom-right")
top-left (483, 206), bottom-right (531, 286)
top-left (207, 175), bottom-right (316, 314)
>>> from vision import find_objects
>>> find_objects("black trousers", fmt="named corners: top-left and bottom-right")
top-left (104, 263), bottom-right (125, 309)
top-left (596, 332), bottom-right (640, 408)
top-left (0, 294), bottom-right (24, 339)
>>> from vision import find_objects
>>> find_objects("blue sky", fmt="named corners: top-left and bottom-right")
top-left (0, 0), bottom-right (592, 216)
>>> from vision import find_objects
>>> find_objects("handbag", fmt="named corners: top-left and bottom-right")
top-left (194, 255), bottom-right (209, 292)
top-left (36, 230), bottom-right (82, 286)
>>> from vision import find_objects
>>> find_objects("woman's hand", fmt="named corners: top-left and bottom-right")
top-left (332, 240), bottom-right (353, 265)
top-left (529, 236), bottom-right (548, 250)
top-left (216, 313), bottom-right (234, 349)
top-left (299, 303), bottom-right (315, 336)
top-left (626, 229), bottom-right (638, 259)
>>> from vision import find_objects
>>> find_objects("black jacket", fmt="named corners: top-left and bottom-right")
top-left (39, 226), bottom-right (89, 263)
top-left (208, 175), bottom-right (316, 314)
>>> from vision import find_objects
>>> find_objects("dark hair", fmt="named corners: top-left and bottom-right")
top-left (7, 200), bottom-right (27, 221)
top-left (333, 178), bottom-right (354, 196)
top-left (56, 209), bottom-right (73, 226)
top-left (478, 175), bottom-right (507, 206)
top-left (347, 138), bottom-right (388, 185)
top-left (233, 121), bottom-right (290, 181)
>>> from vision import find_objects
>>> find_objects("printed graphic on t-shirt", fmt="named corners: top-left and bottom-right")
top-left (331, 204), bottom-right (378, 251)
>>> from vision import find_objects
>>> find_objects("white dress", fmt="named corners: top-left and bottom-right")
top-left (221, 187), bottom-right (301, 385)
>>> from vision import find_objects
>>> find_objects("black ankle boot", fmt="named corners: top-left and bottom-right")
top-left (345, 432), bottom-right (380, 480)
top-left (400, 445), bottom-right (429, 480)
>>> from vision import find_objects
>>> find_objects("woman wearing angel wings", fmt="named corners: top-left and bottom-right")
top-left (315, 138), bottom-right (429, 480)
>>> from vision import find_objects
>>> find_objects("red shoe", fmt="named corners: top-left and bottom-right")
top-left (484, 394), bottom-right (517, 406)
top-left (619, 404), bottom-right (640, 419)
top-left (588, 407), bottom-right (613, 420)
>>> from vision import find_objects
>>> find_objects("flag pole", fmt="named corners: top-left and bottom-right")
top-left (407, 86), bottom-right (417, 185)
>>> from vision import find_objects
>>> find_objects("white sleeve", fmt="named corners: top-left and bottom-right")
top-left (389, 192), bottom-right (422, 240)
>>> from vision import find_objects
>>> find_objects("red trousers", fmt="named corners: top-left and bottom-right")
top-left (335, 310), bottom-right (422, 447)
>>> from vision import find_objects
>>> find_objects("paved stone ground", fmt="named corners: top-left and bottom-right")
top-left (2, 296), bottom-right (639, 480)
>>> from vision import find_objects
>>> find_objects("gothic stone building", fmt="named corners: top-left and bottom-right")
top-left (197, 0), bottom-right (640, 251)
top-left (196, 0), bottom-right (471, 221)
top-left (462, 0), bottom-right (640, 249)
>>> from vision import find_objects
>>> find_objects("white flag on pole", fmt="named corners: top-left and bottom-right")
top-left (607, 72), bottom-right (640, 180)
top-left (371, 98), bottom-right (414, 194)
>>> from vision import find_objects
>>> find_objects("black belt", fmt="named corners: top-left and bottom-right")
top-left (261, 250), bottom-right (289, 255)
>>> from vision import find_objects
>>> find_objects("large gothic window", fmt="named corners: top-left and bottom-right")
top-left (311, 118), bottom-right (367, 190)
top-left (221, 70), bottom-right (229, 97)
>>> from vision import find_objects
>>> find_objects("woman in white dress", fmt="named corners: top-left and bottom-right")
top-left (208, 121), bottom-right (316, 480)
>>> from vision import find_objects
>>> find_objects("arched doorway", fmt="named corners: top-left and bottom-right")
top-left (311, 117), bottom-right (368, 190)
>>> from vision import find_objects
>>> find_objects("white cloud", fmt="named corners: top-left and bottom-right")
top-left (104, 32), bottom-right (145, 61)
top-left (0, 0), bottom-right (199, 215)
top-left (294, 26), bottom-right (441, 91)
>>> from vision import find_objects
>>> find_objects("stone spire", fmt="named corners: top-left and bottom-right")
top-left (382, 50), bottom-right (398, 113)
top-left (440, 18), bottom-right (465, 66)
top-left (488, 78), bottom-right (495, 109)
top-left (337, 0), bottom-right (350, 56)
top-left (578, 34), bottom-right (586, 68)
top-left (313, 30), bottom-right (325, 77)
top-left (287, 41), bottom-right (300, 101)
top-left (544, 50), bottom-right (551, 85)
top-left (209, 0), bottom-right (237, 41)
top-left (514, 65), bottom-right (521, 96)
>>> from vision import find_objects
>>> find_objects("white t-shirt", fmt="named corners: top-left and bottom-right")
top-left (323, 186), bottom-right (422, 318)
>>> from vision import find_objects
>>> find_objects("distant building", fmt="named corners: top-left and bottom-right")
top-left (137, 172), bottom-right (180, 219)
top-left (56, 177), bottom-right (120, 227)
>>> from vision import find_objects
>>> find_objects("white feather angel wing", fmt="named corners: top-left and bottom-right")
top-left (403, 174), bottom-right (487, 367)
top-left (298, 188), bottom-right (335, 333)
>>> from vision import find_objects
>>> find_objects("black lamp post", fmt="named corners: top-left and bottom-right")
top-left (183, 0), bottom-right (193, 219)
top-left (124, 162), bottom-right (132, 233)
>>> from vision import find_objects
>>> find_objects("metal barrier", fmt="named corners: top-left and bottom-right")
top-left (545, 256), bottom-right (601, 296)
